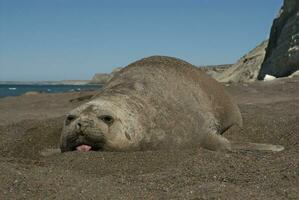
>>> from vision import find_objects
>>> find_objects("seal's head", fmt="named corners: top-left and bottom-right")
top-left (60, 98), bottom-right (141, 152)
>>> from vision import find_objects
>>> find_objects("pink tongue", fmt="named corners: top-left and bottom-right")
top-left (76, 145), bottom-right (92, 152)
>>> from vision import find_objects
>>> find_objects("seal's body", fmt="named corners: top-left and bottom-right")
top-left (60, 56), bottom-right (283, 152)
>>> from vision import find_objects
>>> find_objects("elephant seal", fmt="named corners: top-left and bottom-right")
top-left (60, 56), bottom-right (284, 152)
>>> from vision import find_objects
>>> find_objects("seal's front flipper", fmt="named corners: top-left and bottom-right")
top-left (230, 141), bottom-right (284, 152)
top-left (200, 132), bottom-right (284, 152)
top-left (200, 132), bottom-right (232, 151)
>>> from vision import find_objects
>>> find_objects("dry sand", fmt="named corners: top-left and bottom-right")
top-left (0, 78), bottom-right (298, 199)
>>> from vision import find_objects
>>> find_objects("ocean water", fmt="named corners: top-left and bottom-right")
top-left (0, 84), bottom-right (102, 98)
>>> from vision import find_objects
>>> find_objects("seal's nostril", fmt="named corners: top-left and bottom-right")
top-left (76, 122), bottom-right (81, 130)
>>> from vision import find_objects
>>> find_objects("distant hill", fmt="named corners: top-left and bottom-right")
top-left (89, 67), bottom-right (122, 84)
top-left (200, 64), bottom-right (233, 78)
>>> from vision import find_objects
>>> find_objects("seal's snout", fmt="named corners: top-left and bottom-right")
top-left (74, 117), bottom-right (95, 134)
top-left (61, 114), bottom-right (106, 152)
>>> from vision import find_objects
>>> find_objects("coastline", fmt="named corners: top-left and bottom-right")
top-left (0, 83), bottom-right (102, 98)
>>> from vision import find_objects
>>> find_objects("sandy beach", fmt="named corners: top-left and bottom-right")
top-left (0, 77), bottom-right (298, 199)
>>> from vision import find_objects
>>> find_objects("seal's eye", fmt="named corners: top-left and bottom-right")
top-left (65, 114), bottom-right (77, 125)
top-left (99, 115), bottom-right (114, 125)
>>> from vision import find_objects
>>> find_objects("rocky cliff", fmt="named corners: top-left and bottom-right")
top-left (258, 0), bottom-right (299, 79)
top-left (204, 40), bottom-right (268, 82)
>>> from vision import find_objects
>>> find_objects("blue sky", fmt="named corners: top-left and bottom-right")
top-left (0, 0), bottom-right (282, 81)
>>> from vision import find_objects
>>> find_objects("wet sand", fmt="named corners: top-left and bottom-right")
top-left (0, 78), bottom-right (298, 199)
